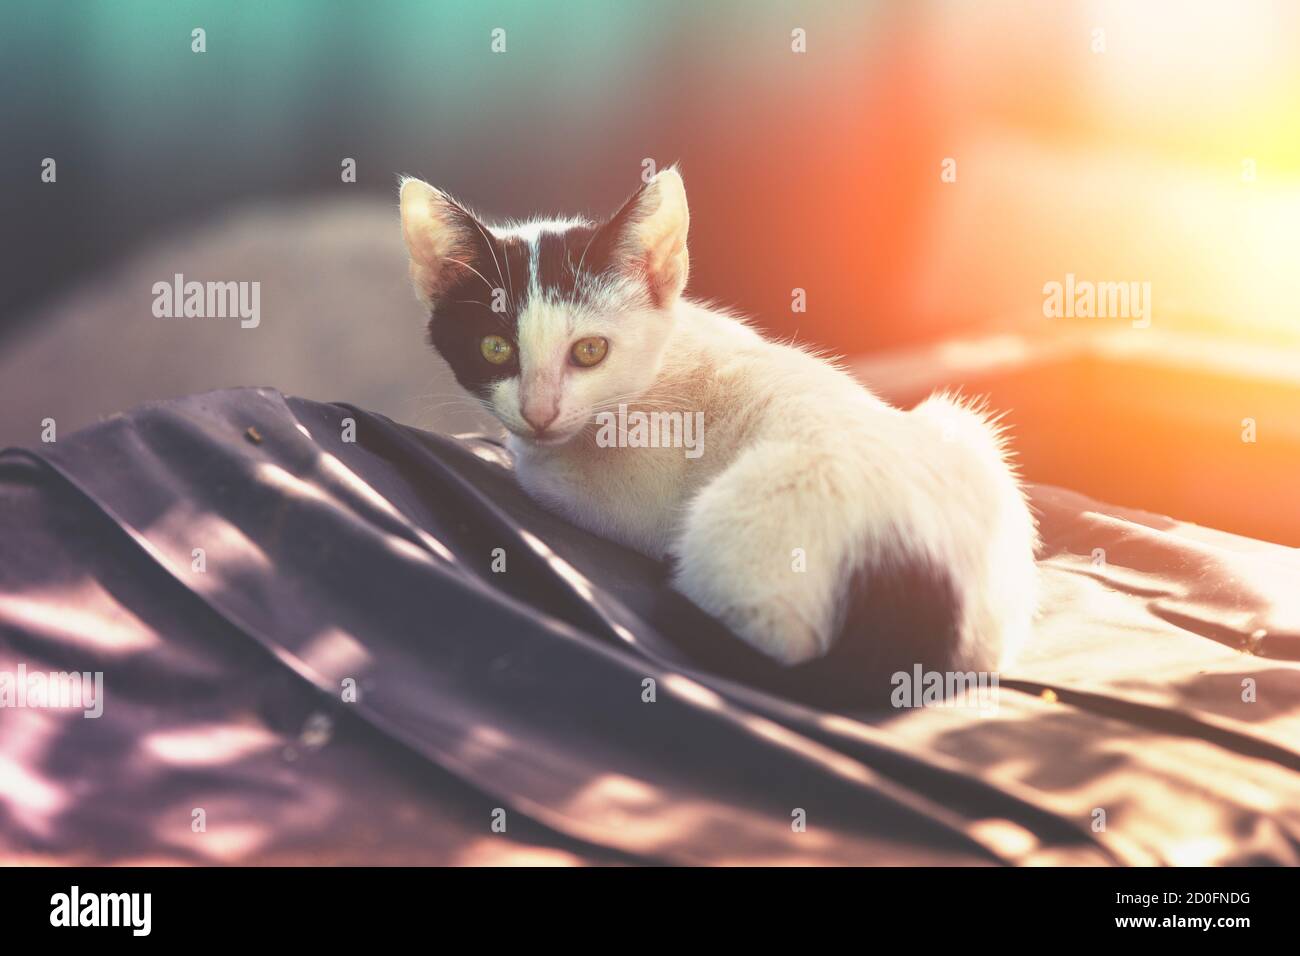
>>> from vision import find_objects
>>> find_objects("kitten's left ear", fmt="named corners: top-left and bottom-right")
top-left (399, 177), bottom-right (480, 308)
top-left (607, 166), bottom-right (690, 307)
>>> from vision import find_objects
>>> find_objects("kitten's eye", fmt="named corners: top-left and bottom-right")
top-left (570, 336), bottom-right (609, 368)
top-left (480, 334), bottom-right (513, 365)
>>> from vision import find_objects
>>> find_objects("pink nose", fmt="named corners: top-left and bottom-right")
top-left (522, 403), bottom-right (559, 434)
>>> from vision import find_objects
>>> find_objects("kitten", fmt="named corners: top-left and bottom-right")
top-left (399, 167), bottom-right (1038, 675)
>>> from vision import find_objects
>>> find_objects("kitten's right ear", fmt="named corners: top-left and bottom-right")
top-left (399, 177), bottom-right (477, 308)
top-left (602, 166), bottom-right (690, 307)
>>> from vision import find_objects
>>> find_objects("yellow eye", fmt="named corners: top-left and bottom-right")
top-left (570, 336), bottom-right (609, 368)
top-left (480, 334), bottom-right (513, 365)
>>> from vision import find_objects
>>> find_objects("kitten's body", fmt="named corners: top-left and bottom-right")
top-left (400, 168), bottom-right (1038, 674)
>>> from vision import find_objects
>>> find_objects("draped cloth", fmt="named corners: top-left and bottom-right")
top-left (2, 388), bottom-right (1297, 865)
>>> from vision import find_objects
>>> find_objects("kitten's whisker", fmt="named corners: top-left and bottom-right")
top-left (573, 224), bottom-right (601, 289)
top-left (501, 236), bottom-right (516, 305)
top-left (587, 398), bottom-right (697, 415)
top-left (421, 396), bottom-right (488, 414)
top-left (588, 393), bottom-right (691, 409)
top-left (465, 216), bottom-right (511, 307)
top-left (591, 389), bottom-right (697, 405)
top-left (444, 258), bottom-right (497, 296)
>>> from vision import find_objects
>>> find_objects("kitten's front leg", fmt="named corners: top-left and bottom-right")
top-left (669, 442), bottom-right (853, 665)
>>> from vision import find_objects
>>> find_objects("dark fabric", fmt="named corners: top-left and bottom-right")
top-left (1, 387), bottom-right (1297, 865)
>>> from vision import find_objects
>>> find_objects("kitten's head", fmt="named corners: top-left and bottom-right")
top-left (399, 168), bottom-right (690, 446)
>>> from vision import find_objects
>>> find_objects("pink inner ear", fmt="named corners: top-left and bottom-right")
top-left (640, 242), bottom-right (687, 308)
top-left (410, 221), bottom-right (474, 304)
top-left (618, 252), bottom-right (663, 307)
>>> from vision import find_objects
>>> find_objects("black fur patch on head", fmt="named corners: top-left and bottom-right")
top-left (535, 228), bottom-right (593, 300)
top-left (426, 232), bottom-right (528, 398)
top-left (424, 183), bottom-right (657, 396)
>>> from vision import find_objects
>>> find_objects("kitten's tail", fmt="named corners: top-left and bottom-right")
top-left (910, 390), bottom-right (1040, 670)
top-left (912, 390), bottom-right (1014, 472)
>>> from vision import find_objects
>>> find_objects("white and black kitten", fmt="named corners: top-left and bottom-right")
top-left (399, 167), bottom-right (1038, 672)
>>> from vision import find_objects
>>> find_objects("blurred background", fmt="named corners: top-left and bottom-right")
top-left (1, 0), bottom-right (1298, 542)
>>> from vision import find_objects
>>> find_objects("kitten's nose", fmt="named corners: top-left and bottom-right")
top-left (521, 403), bottom-right (559, 435)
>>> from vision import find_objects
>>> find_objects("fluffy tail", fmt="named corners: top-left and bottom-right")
top-left (910, 390), bottom-right (1040, 670)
